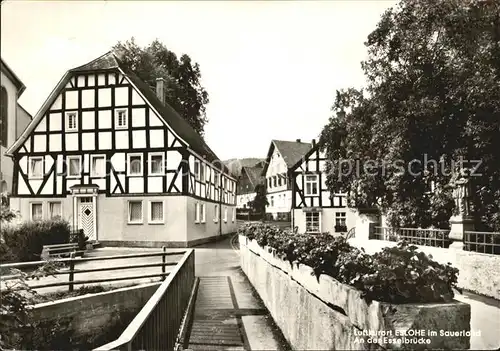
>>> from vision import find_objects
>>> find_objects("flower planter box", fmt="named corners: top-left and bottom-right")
top-left (239, 235), bottom-right (471, 350)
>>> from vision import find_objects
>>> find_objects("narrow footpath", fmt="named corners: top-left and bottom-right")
top-left (182, 235), bottom-right (290, 351)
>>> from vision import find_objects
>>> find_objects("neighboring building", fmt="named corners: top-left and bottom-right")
top-left (1, 58), bottom-right (32, 202)
top-left (223, 158), bottom-right (265, 178)
top-left (262, 139), bottom-right (312, 221)
top-left (236, 163), bottom-right (265, 209)
top-left (5, 52), bottom-right (237, 247)
top-left (289, 139), bottom-right (357, 234)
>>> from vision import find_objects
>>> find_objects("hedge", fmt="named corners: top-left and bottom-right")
top-left (238, 223), bottom-right (459, 304)
top-left (1, 220), bottom-right (71, 263)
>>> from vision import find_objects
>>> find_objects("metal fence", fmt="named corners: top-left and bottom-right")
top-left (94, 249), bottom-right (195, 351)
top-left (373, 226), bottom-right (451, 248)
top-left (0, 248), bottom-right (182, 291)
top-left (464, 231), bottom-right (500, 255)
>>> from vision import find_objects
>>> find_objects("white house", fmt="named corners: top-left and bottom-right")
top-left (262, 139), bottom-right (312, 221)
top-left (5, 52), bottom-right (237, 247)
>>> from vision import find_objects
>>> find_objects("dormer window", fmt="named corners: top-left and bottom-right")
top-left (115, 109), bottom-right (128, 129)
top-left (66, 112), bottom-right (78, 132)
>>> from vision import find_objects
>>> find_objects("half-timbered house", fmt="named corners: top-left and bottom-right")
top-left (236, 163), bottom-right (265, 209)
top-left (289, 139), bottom-right (357, 234)
top-left (262, 139), bottom-right (312, 221)
top-left (5, 52), bottom-right (237, 247)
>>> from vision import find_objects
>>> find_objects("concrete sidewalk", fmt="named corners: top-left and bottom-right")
top-left (184, 273), bottom-right (290, 351)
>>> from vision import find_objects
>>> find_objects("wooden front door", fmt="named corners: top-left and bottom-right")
top-left (78, 197), bottom-right (96, 241)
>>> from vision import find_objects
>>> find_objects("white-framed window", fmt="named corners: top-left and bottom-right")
top-left (232, 208), bottom-right (236, 222)
top-left (149, 201), bottom-right (164, 224)
top-left (28, 156), bottom-right (44, 179)
top-left (30, 202), bottom-right (43, 221)
top-left (270, 196), bottom-right (274, 207)
top-left (223, 207), bottom-right (228, 222)
top-left (305, 174), bottom-right (319, 196)
top-left (49, 202), bottom-right (62, 219)
top-left (115, 109), bottom-right (128, 129)
top-left (91, 155), bottom-right (106, 177)
top-left (214, 204), bottom-right (219, 222)
top-left (200, 203), bottom-right (206, 223)
top-left (214, 172), bottom-right (220, 186)
top-left (128, 200), bottom-right (143, 224)
top-left (149, 152), bottom-right (165, 175)
top-left (335, 212), bottom-right (347, 232)
top-left (67, 156), bottom-right (82, 179)
top-left (195, 202), bottom-right (200, 223)
top-left (306, 211), bottom-right (321, 233)
top-left (66, 111), bottom-right (78, 132)
top-left (127, 153), bottom-right (143, 176)
top-left (194, 160), bottom-right (200, 180)
top-left (200, 163), bottom-right (205, 182)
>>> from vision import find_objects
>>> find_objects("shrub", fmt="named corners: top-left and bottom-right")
top-left (237, 223), bottom-right (459, 304)
top-left (1, 220), bottom-right (71, 262)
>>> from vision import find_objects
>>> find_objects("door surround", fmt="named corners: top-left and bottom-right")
top-left (70, 184), bottom-right (99, 242)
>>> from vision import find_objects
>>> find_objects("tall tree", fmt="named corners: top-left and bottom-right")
top-left (113, 38), bottom-right (209, 136)
top-left (321, 0), bottom-right (500, 231)
top-left (250, 184), bottom-right (269, 217)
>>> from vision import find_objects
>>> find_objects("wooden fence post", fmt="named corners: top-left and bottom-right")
top-left (68, 252), bottom-right (75, 292)
top-left (161, 246), bottom-right (167, 281)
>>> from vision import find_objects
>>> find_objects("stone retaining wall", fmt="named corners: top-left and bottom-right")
top-left (239, 235), bottom-right (471, 350)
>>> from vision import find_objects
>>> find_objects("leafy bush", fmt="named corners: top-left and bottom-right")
top-left (1, 220), bottom-right (71, 262)
top-left (238, 223), bottom-right (459, 304)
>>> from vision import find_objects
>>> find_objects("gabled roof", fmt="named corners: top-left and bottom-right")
top-left (261, 139), bottom-right (312, 175)
top-left (241, 165), bottom-right (265, 189)
top-left (5, 52), bottom-right (230, 174)
top-left (1, 58), bottom-right (26, 96)
top-left (289, 140), bottom-right (323, 171)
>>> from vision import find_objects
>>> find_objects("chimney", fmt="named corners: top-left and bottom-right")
top-left (312, 139), bottom-right (316, 146)
top-left (156, 78), bottom-right (166, 104)
top-left (296, 139), bottom-right (301, 143)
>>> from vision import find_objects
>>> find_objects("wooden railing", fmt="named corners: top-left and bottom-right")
top-left (94, 249), bottom-right (195, 351)
top-left (0, 248), bottom-right (182, 292)
top-left (464, 231), bottom-right (500, 255)
top-left (373, 226), bottom-right (451, 248)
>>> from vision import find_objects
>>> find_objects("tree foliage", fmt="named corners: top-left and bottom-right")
top-left (250, 184), bottom-right (269, 216)
top-left (320, 0), bottom-right (500, 230)
top-left (113, 38), bottom-right (209, 136)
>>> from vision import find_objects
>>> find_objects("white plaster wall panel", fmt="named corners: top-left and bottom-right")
top-left (196, 183), bottom-right (201, 197)
top-left (131, 89), bottom-right (144, 105)
top-left (149, 129), bottom-right (164, 148)
top-left (321, 175), bottom-right (327, 189)
top-left (319, 160), bottom-right (326, 172)
top-left (93, 178), bottom-right (105, 190)
top-left (82, 111), bottom-right (95, 130)
top-left (66, 179), bottom-right (79, 190)
top-left (167, 130), bottom-right (176, 147)
top-left (115, 131), bottom-right (128, 149)
top-left (23, 138), bottom-right (31, 152)
top-left (33, 135), bottom-right (46, 152)
top-left (65, 133), bottom-right (79, 151)
top-left (82, 133), bottom-right (95, 151)
top-left (51, 95), bottom-right (63, 110)
top-left (175, 173), bottom-right (182, 192)
top-left (77, 75), bottom-right (86, 88)
top-left (166, 173), bottom-right (174, 191)
top-left (295, 193), bottom-right (302, 206)
top-left (201, 184), bottom-right (206, 198)
top-left (83, 154), bottom-right (89, 173)
top-left (115, 87), bottom-right (128, 106)
top-left (296, 174), bottom-right (303, 188)
top-left (50, 113), bottom-right (62, 131)
top-left (172, 139), bottom-right (182, 147)
top-left (35, 118), bottom-right (46, 132)
top-left (131, 108), bottom-right (146, 127)
top-left (84, 175), bottom-right (89, 183)
top-left (88, 74), bottom-right (95, 87)
top-left (18, 177), bottom-right (29, 195)
top-left (56, 175), bottom-right (62, 194)
top-left (65, 91), bottom-right (78, 109)
top-left (332, 196), bottom-right (342, 207)
top-left (98, 88), bottom-right (112, 107)
top-left (128, 177), bottom-right (143, 193)
top-left (117, 74), bottom-right (125, 85)
top-left (108, 73), bottom-right (116, 85)
top-left (322, 191), bottom-right (331, 202)
top-left (309, 160), bottom-right (317, 172)
top-left (132, 130), bottom-right (146, 149)
top-left (49, 134), bottom-right (62, 152)
top-left (319, 151), bottom-right (326, 159)
top-left (56, 155), bottom-right (63, 173)
top-left (111, 153), bottom-right (125, 172)
top-left (149, 111), bottom-right (162, 126)
top-left (188, 155), bottom-right (194, 172)
top-left (40, 173), bottom-right (54, 194)
top-left (19, 156), bottom-right (28, 174)
top-left (30, 179), bottom-right (42, 194)
top-left (81, 89), bottom-right (95, 108)
top-left (98, 110), bottom-right (112, 129)
top-left (98, 132), bottom-right (112, 150)
top-left (97, 74), bottom-right (106, 86)
top-left (110, 173), bottom-right (117, 192)
top-left (148, 177), bottom-right (162, 193)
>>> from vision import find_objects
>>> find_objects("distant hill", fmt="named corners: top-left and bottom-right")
top-left (222, 158), bottom-right (266, 178)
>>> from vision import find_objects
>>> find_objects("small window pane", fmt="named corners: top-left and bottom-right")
top-left (150, 155), bottom-right (163, 174)
top-left (306, 212), bottom-right (320, 233)
top-left (129, 201), bottom-right (142, 222)
top-left (49, 202), bottom-right (62, 219)
top-left (32, 203), bottom-right (43, 221)
top-left (150, 202), bottom-right (163, 222)
top-left (92, 156), bottom-right (106, 176)
top-left (129, 155), bottom-right (142, 174)
top-left (30, 158), bottom-right (43, 177)
top-left (69, 158), bottom-right (81, 177)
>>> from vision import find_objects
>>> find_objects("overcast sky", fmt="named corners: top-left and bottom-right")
top-left (1, 0), bottom-right (396, 161)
